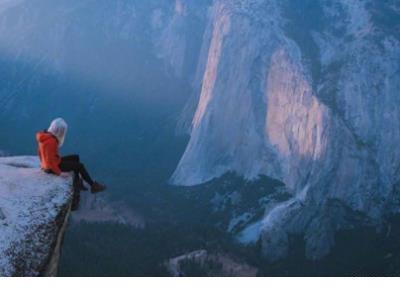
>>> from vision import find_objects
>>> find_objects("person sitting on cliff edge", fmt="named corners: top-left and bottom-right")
top-left (36, 117), bottom-right (106, 194)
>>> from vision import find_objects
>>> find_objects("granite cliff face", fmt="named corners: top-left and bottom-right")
top-left (172, 0), bottom-right (400, 260)
top-left (0, 156), bottom-right (74, 276)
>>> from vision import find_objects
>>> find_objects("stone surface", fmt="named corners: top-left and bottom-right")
top-left (167, 249), bottom-right (258, 277)
top-left (0, 156), bottom-right (73, 276)
top-left (171, 0), bottom-right (400, 260)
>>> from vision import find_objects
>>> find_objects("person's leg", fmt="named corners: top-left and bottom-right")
top-left (60, 155), bottom-right (88, 190)
top-left (59, 160), bottom-right (82, 194)
top-left (61, 155), bottom-right (80, 163)
top-left (62, 157), bottom-right (82, 210)
top-left (59, 158), bottom-right (106, 194)
top-left (59, 160), bottom-right (94, 186)
top-left (77, 163), bottom-right (95, 186)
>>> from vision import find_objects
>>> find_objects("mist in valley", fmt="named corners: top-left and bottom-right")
top-left (0, 0), bottom-right (207, 276)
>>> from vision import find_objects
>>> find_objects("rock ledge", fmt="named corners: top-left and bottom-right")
top-left (0, 156), bottom-right (74, 276)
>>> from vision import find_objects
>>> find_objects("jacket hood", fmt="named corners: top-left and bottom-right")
top-left (36, 131), bottom-right (57, 144)
top-left (47, 118), bottom-right (68, 147)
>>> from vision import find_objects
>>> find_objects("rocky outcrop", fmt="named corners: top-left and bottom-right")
top-left (171, 0), bottom-right (400, 260)
top-left (0, 156), bottom-right (74, 276)
top-left (166, 249), bottom-right (258, 277)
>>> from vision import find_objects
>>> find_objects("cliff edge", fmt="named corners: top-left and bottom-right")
top-left (0, 156), bottom-right (74, 276)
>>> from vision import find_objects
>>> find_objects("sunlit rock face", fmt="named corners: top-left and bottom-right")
top-left (172, 1), bottom-right (282, 185)
top-left (172, 0), bottom-right (400, 260)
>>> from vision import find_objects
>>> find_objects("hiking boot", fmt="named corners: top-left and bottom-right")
top-left (91, 181), bottom-right (106, 194)
top-left (79, 179), bottom-right (88, 191)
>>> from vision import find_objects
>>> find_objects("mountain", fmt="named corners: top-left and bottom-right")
top-left (171, 0), bottom-right (400, 260)
top-left (1, 0), bottom-right (400, 273)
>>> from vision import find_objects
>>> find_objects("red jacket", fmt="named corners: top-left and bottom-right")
top-left (36, 131), bottom-right (61, 175)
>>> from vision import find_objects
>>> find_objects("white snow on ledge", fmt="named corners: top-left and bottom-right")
top-left (0, 156), bottom-right (73, 276)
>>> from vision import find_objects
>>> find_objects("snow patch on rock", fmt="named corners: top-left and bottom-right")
top-left (0, 156), bottom-right (73, 276)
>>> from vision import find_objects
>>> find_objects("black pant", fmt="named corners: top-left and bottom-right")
top-left (59, 155), bottom-right (94, 186)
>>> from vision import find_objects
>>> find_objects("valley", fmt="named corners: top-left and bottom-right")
top-left (0, 0), bottom-right (399, 276)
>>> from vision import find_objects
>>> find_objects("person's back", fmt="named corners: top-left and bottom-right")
top-left (36, 130), bottom-right (62, 175)
top-left (36, 118), bottom-right (106, 195)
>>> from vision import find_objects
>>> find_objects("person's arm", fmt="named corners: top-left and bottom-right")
top-left (43, 139), bottom-right (61, 175)
top-left (37, 147), bottom-right (42, 163)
